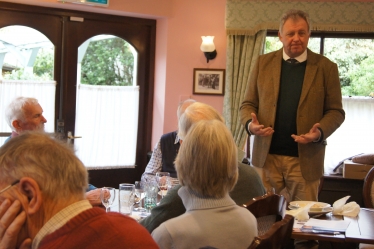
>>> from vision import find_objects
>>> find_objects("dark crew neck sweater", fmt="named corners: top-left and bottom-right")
top-left (269, 59), bottom-right (307, 157)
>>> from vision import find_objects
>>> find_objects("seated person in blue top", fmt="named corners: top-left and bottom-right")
top-left (141, 98), bottom-right (196, 182)
top-left (4, 96), bottom-right (102, 206)
top-left (151, 118), bottom-right (258, 249)
top-left (140, 102), bottom-right (265, 233)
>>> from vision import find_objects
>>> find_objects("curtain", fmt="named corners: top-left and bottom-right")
top-left (223, 31), bottom-right (266, 152)
top-left (0, 79), bottom-right (56, 144)
top-left (74, 84), bottom-right (139, 169)
top-left (324, 97), bottom-right (374, 173)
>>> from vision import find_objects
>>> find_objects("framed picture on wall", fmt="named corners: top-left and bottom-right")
top-left (193, 68), bottom-right (225, 95)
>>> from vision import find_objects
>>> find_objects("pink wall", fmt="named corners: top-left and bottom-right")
top-left (1, 0), bottom-right (227, 149)
top-left (153, 0), bottom-right (226, 147)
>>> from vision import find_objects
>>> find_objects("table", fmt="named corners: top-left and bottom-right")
top-left (291, 208), bottom-right (374, 247)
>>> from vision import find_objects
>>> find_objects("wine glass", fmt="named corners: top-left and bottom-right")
top-left (155, 172), bottom-right (170, 199)
top-left (134, 181), bottom-right (146, 212)
top-left (100, 187), bottom-right (116, 212)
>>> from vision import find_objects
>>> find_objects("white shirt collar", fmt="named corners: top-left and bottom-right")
top-left (283, 49), bottom-right (307, 63)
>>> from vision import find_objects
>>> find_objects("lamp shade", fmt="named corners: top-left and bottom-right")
top-left (200, 36), bottom-right (215, 52)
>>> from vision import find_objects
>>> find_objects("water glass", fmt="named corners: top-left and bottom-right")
top-left (119, 183), bottom-right (135, 215)
top-left (134, 181), bottom-right (146, 211)
top-left (144, 180), bottom-right (158, 212)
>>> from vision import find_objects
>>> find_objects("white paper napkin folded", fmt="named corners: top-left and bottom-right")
top-left (332, 196), bottom-right (360, 217)
top-left (295, 202), bottom-right (315, 221)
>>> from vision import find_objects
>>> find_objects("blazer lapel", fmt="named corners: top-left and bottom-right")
top-left (299, 49), bottom-right (318, 105)
top-left (272, 50), bottom-right (283, 100)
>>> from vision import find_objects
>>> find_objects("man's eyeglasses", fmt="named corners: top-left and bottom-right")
top-left (0, 180), bottom-right (20, 194)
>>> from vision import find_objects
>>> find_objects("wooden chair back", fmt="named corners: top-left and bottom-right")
top-left (363, 167), bottom-right (374, 208)
top-left (243, 193), bottom-right (287, 221)
top-left (247, 214), bottom-right (294, 249)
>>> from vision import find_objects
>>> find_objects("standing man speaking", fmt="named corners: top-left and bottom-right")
top-left (240, 9), bottom-right (345, 202)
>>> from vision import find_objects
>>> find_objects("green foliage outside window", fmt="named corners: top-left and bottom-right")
top-left (80, 38), bottom-right (134, 86)
top-left (265, 36), bottom-right (374, 97)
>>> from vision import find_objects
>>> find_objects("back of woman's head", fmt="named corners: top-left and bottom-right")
top-left (175, 119), bottom-right (238, 198)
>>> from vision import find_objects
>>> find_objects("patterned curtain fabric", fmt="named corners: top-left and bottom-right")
top-left (223, 31), bottom-right (266, 151)
top-left (226, 0), bottom-right (374, 35)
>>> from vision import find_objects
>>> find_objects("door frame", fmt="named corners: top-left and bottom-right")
top-left (0, 2), bottom-right (156, 185)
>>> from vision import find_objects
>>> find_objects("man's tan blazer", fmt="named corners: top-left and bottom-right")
top-left (240, 48), bottom-right (345, 181)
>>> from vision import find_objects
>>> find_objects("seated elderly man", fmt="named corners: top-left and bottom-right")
top-left (3, 96), bottom-right (103, 206)
top-left (0, 132), bottom-right (158, 249)
top-left (4, 96), bottom-right (47, 143)
top-left (140, 102), bottom-right (266, 233)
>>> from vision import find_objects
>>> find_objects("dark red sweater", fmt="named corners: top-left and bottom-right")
top-left (38, 207), bottom-right (159, 249)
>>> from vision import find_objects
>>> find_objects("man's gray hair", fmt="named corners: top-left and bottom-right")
top-left (178, 102), bottom-right (224, 140)
top-left (5, 96), bottom-right (39, 131)
top-left (177, 98), bottom-right (196, 120)
top-left (279, 9), bottom-right (312, 34)
top-left (0, 132), bottom-right (88, 201)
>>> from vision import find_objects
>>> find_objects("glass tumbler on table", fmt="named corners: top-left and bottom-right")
top-left (144, 179), bottom-right (158, 213)
top-left (156, 172), bottom-right (171, 199)
top-left (119, 183), bottom-right (135, 215)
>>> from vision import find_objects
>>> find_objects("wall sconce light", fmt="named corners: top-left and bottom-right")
top-left (200, 36), bottom-right (217, 63)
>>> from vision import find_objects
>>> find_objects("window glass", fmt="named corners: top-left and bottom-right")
top-left (324, 38), bottom-right (374, 97)
top-left (74, 35), bottom-right (138, 168)
top-left (0, 25), bottom-right (55, 144)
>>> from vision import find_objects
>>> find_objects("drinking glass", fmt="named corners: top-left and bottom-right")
top-left (155, 172), bottom-right (171, 199)
top-left (100, 187), bottom-right (116, 213)
top-left (134, 181), bottom-right (146, 212)
top-left (143, 179), bottom-right (158, 213)
top-left (119, 183), bottom-right (135, 215)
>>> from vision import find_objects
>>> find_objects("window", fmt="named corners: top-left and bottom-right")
top-left (0, 3), bottom-right (156, 177)
top-left (266, 31), bottom-right (374, 97)
top-left (265, 31), bottom-right (374, 172)
top-left (0, 25), bottom-right (56, 144)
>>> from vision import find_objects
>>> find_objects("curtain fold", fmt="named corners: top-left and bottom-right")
top-left (324, 97), bottom-right (374, 173)
top-left (223, 30), bottom-right (266, 151)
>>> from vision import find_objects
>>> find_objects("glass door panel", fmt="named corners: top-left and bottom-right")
top-left (0, 25), bottom-right (56, 144)
top-left (74, 35), bottom-right (139, 167)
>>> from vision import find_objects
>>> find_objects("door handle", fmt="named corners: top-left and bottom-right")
top-left (67, 131), bottom-right (82, 144)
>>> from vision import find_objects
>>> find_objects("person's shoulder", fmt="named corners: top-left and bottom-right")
top-left (237, 161), bottom-right (259, 176)
top-left (160, 130), bottom-right (178, 140)
top-left (307, 49), bottom-right (336, 65)
top-left (257, 49), bottom-right (282, 64)
top-left (259, 49), bottom-right (282, 59)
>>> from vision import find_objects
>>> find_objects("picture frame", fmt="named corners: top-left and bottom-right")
top-left (193, 68), bottom-right (225, 95)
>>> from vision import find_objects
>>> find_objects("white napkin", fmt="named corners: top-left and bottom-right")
top-left (295, 202), bottom-right (315, 221)
top-left (332, 196), bottom-right (360, 217)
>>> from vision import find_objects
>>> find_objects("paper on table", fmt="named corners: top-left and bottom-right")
top-left (303, 218), bottom-right (351, 232)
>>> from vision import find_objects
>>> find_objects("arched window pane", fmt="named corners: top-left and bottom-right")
top-left (74, 35), bottom-right (139, 168)
top-left (0, 25), bottom-right (56, 144)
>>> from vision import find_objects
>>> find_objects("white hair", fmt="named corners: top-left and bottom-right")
top-left (5, 97), bottom-right (39, 131)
